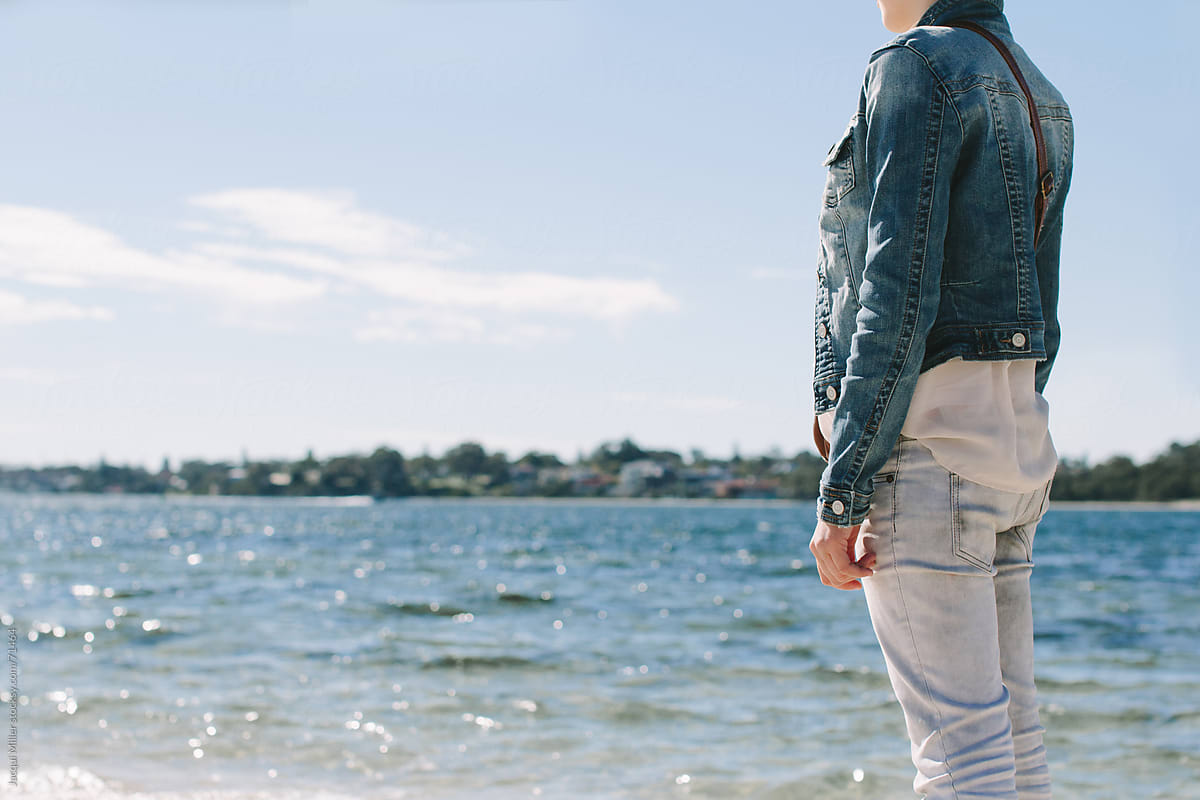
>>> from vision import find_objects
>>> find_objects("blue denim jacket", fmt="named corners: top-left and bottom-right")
top-left (813, 0), bottom-right (1074, 526)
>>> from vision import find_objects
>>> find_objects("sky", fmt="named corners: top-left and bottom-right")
top-left (1, 0), bottom-right (1196, 471)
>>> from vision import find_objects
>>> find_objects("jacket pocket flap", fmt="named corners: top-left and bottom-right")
top-left (822, 122), bottom-right (855, 166)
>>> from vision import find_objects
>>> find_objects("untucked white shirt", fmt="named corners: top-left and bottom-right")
top-left (818, 357), bottom-right (1057, 493)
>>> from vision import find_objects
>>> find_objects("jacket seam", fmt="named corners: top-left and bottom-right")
top-left (986, 87), bottom-right (1028, 318)
top-left (871, 43), bottom-right (953, 102)
top-left (832, 208), bottom-right (858, 306)
top-left (878, 43), bottom-right (966, 147)
top-left (843, 71), bottom-right (949, 497)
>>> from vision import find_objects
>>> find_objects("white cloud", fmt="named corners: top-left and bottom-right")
top-left (189, 189), bottom-right (679, 322)
top-left (608, 389), bottom-right (743, 413)
top-left (0, 205), bottom-right (328, 305)
top-left (354, 307), bottom-right (486, 343)
top-left (348, 262), bottom-right (676, 319)
top-left (192, 242), bottom-right (353, 279)
top-left (0, 189), bottom-right (679, 339)
top-left (0, 288), bottom-right (113, 325)
top-left (354, 306), bottom-right (566, 345)
top-left (188, 188), bottom-right (471, 261)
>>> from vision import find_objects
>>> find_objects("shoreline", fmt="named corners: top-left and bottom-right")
top-left (2, 490), bottom-right (1199, 511)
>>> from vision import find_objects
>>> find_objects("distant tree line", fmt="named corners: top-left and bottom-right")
top-left (0, 438), bottom-right (1197, 502)
top-left (1049, 441), bottom-right (1200, 501)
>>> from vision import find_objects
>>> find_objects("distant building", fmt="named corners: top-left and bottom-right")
top-left (536, 465), bottom-right (571, 486)
top-left (575, 471), bottom-right (616, 495)
top-left (712, 477), bottom-right (780, 500)
top-left (510, 463), bottom-right (539, 495)
top-left (53, 472), bottom-right (84, 491)
top-left (681, 464), bottom-right (732, 497)
top-left (615, 459), bottom-right (673, 497)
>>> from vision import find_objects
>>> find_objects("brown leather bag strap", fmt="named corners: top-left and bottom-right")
top-left (944, 19), bottom-right (1054, 248)
top-left (813, 415), bottom-right (831, 462)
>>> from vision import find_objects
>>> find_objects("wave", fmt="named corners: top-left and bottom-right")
top-left (495, 591), bottom-right (554, 605)
top-left (381, 601), bottom-right (471, 617)
top-left (0, 764), bottom-right (378, 800)
top-left (419, 653), bottom-right (542, 671)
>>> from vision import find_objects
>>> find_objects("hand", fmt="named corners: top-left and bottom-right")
top-left (809, 519), bottom-right (876, 590)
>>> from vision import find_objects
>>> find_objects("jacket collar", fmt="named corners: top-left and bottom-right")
top-left (917, 0), bottom-right (1005, 28)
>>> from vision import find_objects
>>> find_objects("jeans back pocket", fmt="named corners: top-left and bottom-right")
top-left (950, 473), bottom-right (998, 574)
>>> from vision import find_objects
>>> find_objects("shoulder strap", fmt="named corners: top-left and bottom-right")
top-left (944, 19), bottom-right (1054, 248)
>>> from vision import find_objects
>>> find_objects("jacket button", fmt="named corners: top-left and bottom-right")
top-left (826, 385), bottom-right (837, 401)
top-left (817, 322), bottom-right (828, 338)
top-left (830, 499), bottom-right (845, 515)
top-left (1011, 332), bottom-right (1027, 348)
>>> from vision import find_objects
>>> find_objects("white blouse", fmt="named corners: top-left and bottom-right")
top-left (818, 357), bottom-right (1057, 493)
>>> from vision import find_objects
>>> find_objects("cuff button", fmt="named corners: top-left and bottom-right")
top-left (830, 499), bottom-right (845, 515)
top-left (1011, 332), bottom-right (1027, 348)
top-left (825, 385), bottom-right (838, 401)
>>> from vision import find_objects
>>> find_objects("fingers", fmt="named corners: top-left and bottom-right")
top-left (810, 523), bottom-right (875, 591)
top-left (830, 552), bottom-right (877, 590)
top-left (820, 540), bottom-right (873, 581)
top-left (811, 548), bottom-right (873, 589)
top-left (833, 559), bottom-right (874, 583)
top-left (850, 539), bottom-right (876, 571)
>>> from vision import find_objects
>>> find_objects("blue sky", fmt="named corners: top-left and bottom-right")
top-left (1, 0), bottom-right (1195, 470)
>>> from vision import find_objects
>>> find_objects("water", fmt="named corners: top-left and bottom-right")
top-left (1, 493), bottom-right (1197, 799)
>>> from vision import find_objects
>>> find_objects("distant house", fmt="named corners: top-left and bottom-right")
top-left (536, 465), bottom-right (573, 487)
top-left (53, 472), bottom-right (84, 491)
top-left (546, 465), bottom-right (615, 496)
top-left (510, 463), bottom-right (539, 495)
top-left (615, 459), bottom-right (672, 497)
top-left (712, 477), bottom-right (780, 500)
top-left (575, 472), bottom-right (616, 495)
top-left (681, 464), bottom-right (733, 497)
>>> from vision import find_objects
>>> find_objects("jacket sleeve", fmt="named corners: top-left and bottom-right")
top-left (1033, 209), bottom-right (1064, 395)
top-left (817, 45), bottom-right (960, 526)
top-left (1034, 135), bottom-right (1073, 395)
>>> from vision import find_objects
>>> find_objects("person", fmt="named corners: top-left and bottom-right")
top-left (807, 1), bottom-right (1073, 798)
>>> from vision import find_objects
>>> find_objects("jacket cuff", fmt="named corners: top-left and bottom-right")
top-left (816, 484), bottom-right (872, 526)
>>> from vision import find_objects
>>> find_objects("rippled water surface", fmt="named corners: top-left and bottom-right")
top-left (1, 494), bottom-right (1197, 799)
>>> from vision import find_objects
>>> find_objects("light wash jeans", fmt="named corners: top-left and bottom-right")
top-left (855, 435), bottom-right (1054, 800)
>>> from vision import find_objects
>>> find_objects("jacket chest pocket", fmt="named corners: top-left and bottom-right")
top-left (822, 121), bottom-right (857, 207)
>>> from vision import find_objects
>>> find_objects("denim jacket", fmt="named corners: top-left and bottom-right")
top-left (813, 0), bottom-right (1074, 526)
